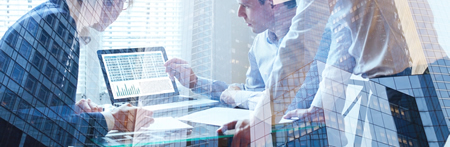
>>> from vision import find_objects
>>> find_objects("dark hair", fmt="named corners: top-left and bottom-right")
top-left (258, 0), bottom-right (266, 5)
top-left (258, 0), bottom-right (296, 9)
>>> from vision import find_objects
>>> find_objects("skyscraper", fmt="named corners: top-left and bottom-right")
top-left (0, 0), bottom-right (110, 146)
top-left (273, 0), bottom-right (450, 146)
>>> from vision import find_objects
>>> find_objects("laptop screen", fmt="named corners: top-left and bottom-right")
top-left (98, 47), bottom-right (178, 104)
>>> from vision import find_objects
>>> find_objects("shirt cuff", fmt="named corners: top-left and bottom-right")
top-left (234, 90), bottom-right (264, 110)
top-left (191, 77), bottom-right (228, 100)
top-left (101, 111), bottom-right (115, 131)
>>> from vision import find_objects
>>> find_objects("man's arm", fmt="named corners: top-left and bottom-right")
top-left (220, 44), bottom-right (268, 107)
top-left (217, 0), bottom-right (331, 146)
top-left (164, 58), bottom-right (228, 100)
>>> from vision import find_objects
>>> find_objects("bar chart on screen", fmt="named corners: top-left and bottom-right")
top-left (115, 84), bottom-right (141, 97)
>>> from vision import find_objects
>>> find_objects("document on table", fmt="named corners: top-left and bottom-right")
top-left (278, 117), bottom-right (299, 124)
top-left (142, 117), bottom-right (193, 131)
top-left (142, 99), bottom-right (218, 111)
top-left (178, 107), bottom-right (252, 126)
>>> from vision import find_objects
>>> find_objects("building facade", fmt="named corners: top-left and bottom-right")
top-left (274, 0), bottom-right (450, 146)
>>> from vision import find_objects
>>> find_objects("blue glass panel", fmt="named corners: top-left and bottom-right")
top-left (44, 64), bottom-right (55, 80)
top-left (5, 30), bottom-right (18, 47)
top-left (38, 30), bottom-right (51, 48)
top-left (394, 76), bottom-right (411, 90)
top-left (378, 77), bottom-right (396, 89)
top-left (0, 50), bottom-right (10, 72)
top-left (2, 89), bottom-right (16, 109)
top-left (66, 32), bottom-right (74, 46)
top-left (24, 75), bottom-right (37, 94)
top-left (409, 76), bottom-right (422, 88)
top-left (26, 18), bottom-right (38, 36)
top-left (54, 73), bottom-right (64, 87)
top-left (37, 86), bottom-right (50, 104)
top-left (31, 52), bottom-right (44, 69)
top-left (56, 22), bottom-right (66, 38)
top-left (65, 83), bottom-right (76, 99)
top-left (17, 99), bottom-right (31, 119)
top-left (18, 40), bottom-right (32, 59)
top-left (60, 52), bottom-right (69, 66)
top-left (50, 43), bottom-right (61, 58)
top-left (45, 14), bottom-right (56, 27)
top-left (11, 64), bottom-right (24, 84)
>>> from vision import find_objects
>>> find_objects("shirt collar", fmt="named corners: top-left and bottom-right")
top-left (266, 31), bottom-right (284, 48)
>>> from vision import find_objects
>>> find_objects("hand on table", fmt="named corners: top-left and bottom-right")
top-left (75, 99), bottom-right (103, 114)
top-left (164, 58), bottom-right (198, 88)
top-left (283, 108), bottom-right (309, 119)
top-left (217, 119), bottom-right (251, 147)
top-left (110, 103), bottom-right (154, 132)
top-left (220, 85), bottom-right (241, 105)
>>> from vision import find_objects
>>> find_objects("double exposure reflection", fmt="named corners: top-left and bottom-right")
top-left (0, 0), bottom-right (450, 146)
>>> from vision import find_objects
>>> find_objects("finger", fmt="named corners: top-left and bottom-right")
top-left (167, 69), bottom-right (176, 81)
top-left (217, 120), bottom-right (238, 134)
top-left (87, 99), bottom-right (98, 112)
top-left (97, 106), bottom-right (104, 112)
top-left (220, 92), bottom-right (226, 102)
top-left (165, 65), bottom-right (173, 73)
top-left (80, 99), bottom-right (91, 112)
top-left (168, 65), bottom-right (184, 80)
top-left (220, 93), bottom-right (229, 104)
top-left (127, 107), bottom-right (137, 132)
top-left (164, 58), bottom-right (179, 66)
top-left (147, 110), bottom-right (154, 117)
top-left (127, 116), bottom-right (134, 132)
top-left (169, 64), bottom-right (185, 73)
top-left (146, 117), bottom-right (155, 125)
top-left (231, 132), bottom-right (241, 147)
top-left (164, 58), bottom-right (187, 66)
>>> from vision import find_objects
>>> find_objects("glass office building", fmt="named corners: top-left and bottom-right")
top-left (0, 0), bottom-right (450, 146)
top-left (270, 0), bottom-right (450, 146)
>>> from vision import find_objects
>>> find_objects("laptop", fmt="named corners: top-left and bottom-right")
top-left (98, 47), bottom-right (186, 105)
top-left (98, 47), bottom-right (218, 108)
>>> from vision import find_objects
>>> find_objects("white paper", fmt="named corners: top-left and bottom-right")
top-left (141, 117), bottom-right (193, 131)
top-left (142, 99), bottom-right (218, 111)
top-left (177, 107), bottom-right (252, 126)
top-left (278, 117), bottom-right (299, 124)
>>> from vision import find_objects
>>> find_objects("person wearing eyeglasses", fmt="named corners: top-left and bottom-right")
top-left (0, 0), bottom-right (153, 146)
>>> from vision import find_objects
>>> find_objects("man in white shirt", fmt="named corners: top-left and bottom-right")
top-left (218, 0), bottom-right (412, 146)
top-left (165, 0), bottom-right (297, 110)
